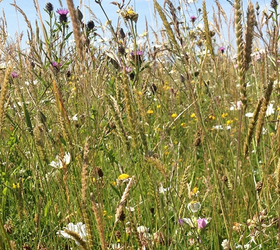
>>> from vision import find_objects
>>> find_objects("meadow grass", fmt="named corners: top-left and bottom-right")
top-left (0, 0), bottom-right (280, 249)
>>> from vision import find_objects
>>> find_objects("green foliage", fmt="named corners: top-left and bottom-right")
top-left (0, 0), bottom-right (279, 249)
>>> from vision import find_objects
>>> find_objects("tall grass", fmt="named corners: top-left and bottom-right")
top-left (0, 0), bottom-right (279, 249)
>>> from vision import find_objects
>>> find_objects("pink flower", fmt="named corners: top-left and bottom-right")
top-left (56, 8), bottom-right (69, 15)
top-left (51, 61), bottom-right (58, 67)
top-left (11, 72), bottom-right (18, 78)
top-left (190, 16), bottom-right (197, 22)
top-left (197, 218), bottom-right (208, 229)
top-left (218, 46), bottom-right (225, 53)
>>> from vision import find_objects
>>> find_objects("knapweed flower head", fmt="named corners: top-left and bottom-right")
top-left (57, 222), bottom-right (87, 245)
top-left (87, 20), bottom-right (95, 31)
top-left (190, 16), bottom-right (197, 22)
top-left (45, 2), bottom-right (54, 13)
top-left (51, 61), bottom-right (58, 67)
top-left (49, 152), bottom-right (71, 169)
top-left (131, 50), bottom-right (143, 56)
top-left (219, 46), bottom-right (225, 53)
top-left (11, 72), bottom-right (18, 78)
top-left (187, 200), bottom-right (201, 213)
top-left (56, 8), bottom-right (69, 23)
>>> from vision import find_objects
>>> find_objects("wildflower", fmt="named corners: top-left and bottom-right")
top-left (182, 218), bottom-right (195, 228)
top-left (266, 103), bottom-right (275, 116)
top-left (271, 0), bottom-right (278, 9)
top-left (118, 174), bottom-right (130, 180)
top-left (45, 2), bottom-right (54, 13)
top-left (245, 112), bottom-right (253, 118)
top-left (191, 186), bottom-right (199, 196)
top-left (197, 218), bottom-right (208, 229)
top-left (221, 113), bottom-right (228, 118)
top-left (137, 226), bottom-right (151, 240)
top-left (171, 113), bottom-right (177, 118)
top-left (221, 239), bottom-right (229, 249)
top-left (187, 201), bottom-right (201, 213)
top-left (131, 50), bottom-right (143, 56)
top-left (87, 20), bottom-right (95, 31)
top-left (181, 122), bottom-right (187, 127)
top-left (218, 46), bottom-right (225, 53)
top-left (147, 110), bottom-right (154, 114)
top-left (56, 8), bottom-right (69, 23)
top-left (72, 114), bottom-right (78, 121)
top-left (11, 72), bottom-right (18, 78)
top-left (51, 61), bottom-right (58, 67)
top-left (230, 101), bottom-right (242, 110)
top-left (209, 115), bottom-right (215, 120)
top-left (57, 222), bottom-right (87, 245)
top-left (190, 16), bottom-right (197, 22)
top-left (121, 7), bottom-right (138, 22)
top-left (226, 120), bottom-right (233, 125)
top-left (190, 113), bottom-right (196, 118)
top-left (49, 152), bottom-right (71, 169)
top-left (117, 174), bottom-right (131, 185)
top-left (178, 219), bottom-right (184, 226)
top-left (159, 184), bottom-right (170, 194)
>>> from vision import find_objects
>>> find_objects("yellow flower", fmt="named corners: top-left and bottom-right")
top-left (209, 115), bottom-right (215, 120)
top-left (171, 113), bottom-right (177, 118)
top-left (103, 210), bottom-right (107, 216)
top-left (190, 113), bottom-right (196, 118)
top-left (226, 120), bottom-right (233, 125)
top-left (157, 105), bottom-right (161, 109)
top-left (147, 110), bottom-right (154, 114)
top-left (118, 174), bottom-right (130, 180)
top-left (181, 122), bottom-right (187, 127)
top-left (192, 187), bottom-right (198, 194)
top-left (221, 113), bottom-right (228, 118)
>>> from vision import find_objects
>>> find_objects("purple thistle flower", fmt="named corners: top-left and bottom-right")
top-left (197, 218), bottom-right (208, 229)
top-left (190, 16), bottom-right (197, 22)
top-left (219, 46), bottom-right (225, 53)
top-left (11, 72), bottom-right (18, 78)
top-left (56, 8), bottom-right (69, 15)
top-left (131, 50), bottom-right (143, 56)
top-left (57, 8), bottom-right (69, 23)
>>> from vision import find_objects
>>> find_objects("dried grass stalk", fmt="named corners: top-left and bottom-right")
top-left (0, 65), bottom-right (12, 136)
top-left (106, 95), bottom-right (130, 150)
top-left (179, 165), bottom-right (190, 198)
top-left (202, 0), bottom-right (214, 58)
top-left (153, 0), bottom-right (179, 50)
top-left (255, 80), bottom-right (273, 146)
top-left (244, 2), bottom-right (255, 71)
top-left (243, 98), bottom-right (263, 156)
top-left (81, 138), bottom-right (95, 249)
top-left (66, 0), bottom-right (83, 59)
top-left (115, 176), bottom-right (135, 223)
top-left (90, 193), bottom-right (107, 250)
top-left (64, 229), bottom-right (88, 250)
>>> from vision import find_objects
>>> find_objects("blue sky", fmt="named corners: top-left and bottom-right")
top-left (0, 0), bottom-right (269, 46)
